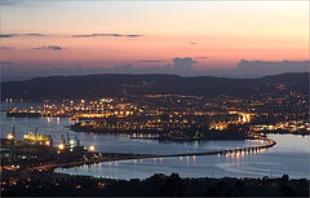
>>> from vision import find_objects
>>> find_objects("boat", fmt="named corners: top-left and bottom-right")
top-left (23, 127), bottom-right (53, 146)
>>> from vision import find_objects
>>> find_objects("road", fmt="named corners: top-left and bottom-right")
top-left (28, 136), bottom-right (276, 171)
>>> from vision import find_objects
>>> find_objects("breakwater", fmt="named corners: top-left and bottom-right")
top-left (29, 136), bottom-right (276, 171)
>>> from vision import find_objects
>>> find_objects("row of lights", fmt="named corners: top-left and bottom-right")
top-left (57, 143), bottom-right (95, 152)
top-left (6, 132), bottom-right (95, 152)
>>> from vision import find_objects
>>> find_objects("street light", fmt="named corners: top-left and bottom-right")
top-left (58, 143), bottom-right (65, 150)
top-left (88, 145), bottom-right (95, 152)
top-left (69, 140), bottom-right (75, 145)
top-left (7, 133), bottom-right (14, 140)
top-left (45, 141), bottom-right (50, 146)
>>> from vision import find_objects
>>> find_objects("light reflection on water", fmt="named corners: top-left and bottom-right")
top-left (1, 103), bottom-right (309, 180)
top-left (55, 131), bottom-right (309, 180)
top-left (0, 111), bottom-right (264, 155)
top-left (57, 141), bottom-right (309, 180)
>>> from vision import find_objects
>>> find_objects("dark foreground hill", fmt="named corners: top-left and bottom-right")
top-left (1, 72), bottom-right (309, 101)
top-left (2, 171), bottom-right (309, 197)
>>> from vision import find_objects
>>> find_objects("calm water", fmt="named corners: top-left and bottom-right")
top-left (56, 134), bottom-right (310, 180)
top-left (1, 103), bottom-right (309, 180)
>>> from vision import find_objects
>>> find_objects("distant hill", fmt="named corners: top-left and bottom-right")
top-left (1, 73), bottom-right (309, 101)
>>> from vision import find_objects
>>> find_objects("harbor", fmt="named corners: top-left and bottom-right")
top-left (1, 124), bottom-right (276, 173)
top-left (1, 108), bottom-right (309, 180)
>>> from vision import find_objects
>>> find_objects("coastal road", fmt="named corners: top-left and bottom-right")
top-left (28, 136), bottom-right (276, 171)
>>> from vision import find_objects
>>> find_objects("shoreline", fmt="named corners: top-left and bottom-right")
top-left (28, 136), bottom-right (276, 171)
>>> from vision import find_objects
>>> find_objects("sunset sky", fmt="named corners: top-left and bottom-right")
top-left (0, 0), bottom-right (309, 79)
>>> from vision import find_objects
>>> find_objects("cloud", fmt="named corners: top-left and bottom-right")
top-left (0, 61), bottom-right (13, 65)
top-left (0, 0), bottom-right (39, 6)
top-left (0, 32), bottom-right (142, 39)
top-left (206, 60), bottom-right (310, 78)
top-left (0, 0), bottom-right (21, 6)
top-left (189, 42), bottom-right (198, 45)
top-left (0, 33), bottom-right (47, 39)
top-left (0, 34), bottom-right (18, 38)
top-left (0, 46), bottom-right (14, 50)
top-left (126, 34), bottom-right (143, 38)
top-left (236, 59), bottom-right (310, 77)
top-left (172, 57), bottom-right (197, 74)
top-left (23, 33), bottom-right (46, 37)
top-left (2, 59), bottom-right (309, 82)
top-left (138, 60), bottom-right (166, 63)
top-left (72, 33), bottom-right (121, 37)
top-left (32, 45), bottom-right (62, 50)
top-left (0, 57), bottom-right (200, 81)
top-left (195, 56), bottom-right (208, 59)
top-left (72, 33), bottom-right (143, 38)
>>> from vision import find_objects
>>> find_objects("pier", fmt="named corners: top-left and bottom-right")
top-left (158, 136), bottom-right (276, 159)
top-left (28, 136), bottom-right (276, 171)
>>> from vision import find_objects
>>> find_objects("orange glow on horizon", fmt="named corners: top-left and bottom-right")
top-left (0, 1), bottom-right (308, 69)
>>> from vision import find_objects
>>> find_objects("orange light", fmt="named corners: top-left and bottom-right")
top-left (58, 144), bottom-right (65, 150)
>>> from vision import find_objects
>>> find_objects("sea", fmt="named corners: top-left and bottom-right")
top-left (1, 103), bottom-right (309, 180)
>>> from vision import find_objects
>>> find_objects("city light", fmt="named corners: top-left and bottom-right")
top-left (45, 141), bottom-right (50, 146)
top-left (88, 145), bottom-right (95, 152)
top-left (58, 144), bottom-right (65, 150)
top-left (7, 133), bottom-right (14, 140)
top-left (23, 132), bottom-right (51, 145)
top-left (69, 140), bottom-right (75, 145)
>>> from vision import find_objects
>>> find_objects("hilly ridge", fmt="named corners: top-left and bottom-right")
top-left (1, 72), bottom-right (308, 101)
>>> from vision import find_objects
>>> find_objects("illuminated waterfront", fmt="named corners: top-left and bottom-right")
top-left (1, 103), bottom-right (309, 180)
top-left (0, 109), bottom-right (262, 155)
top-left (56, 134), bottom-right (310, 180)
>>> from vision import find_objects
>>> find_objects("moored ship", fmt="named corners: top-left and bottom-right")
top-left (23, 129), bottom-right (53, 146)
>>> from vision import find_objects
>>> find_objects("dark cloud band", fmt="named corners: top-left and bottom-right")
top-left (72, 33), bottom-right (143, 38)
top-left (138, 60), bottom-right (166, 63)
top-left (0, 46), bottom-right (14, 50)
top-left (0, 33), bottom-right (46, 39)
top-left (32, 45), bottom-right (62, 50)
